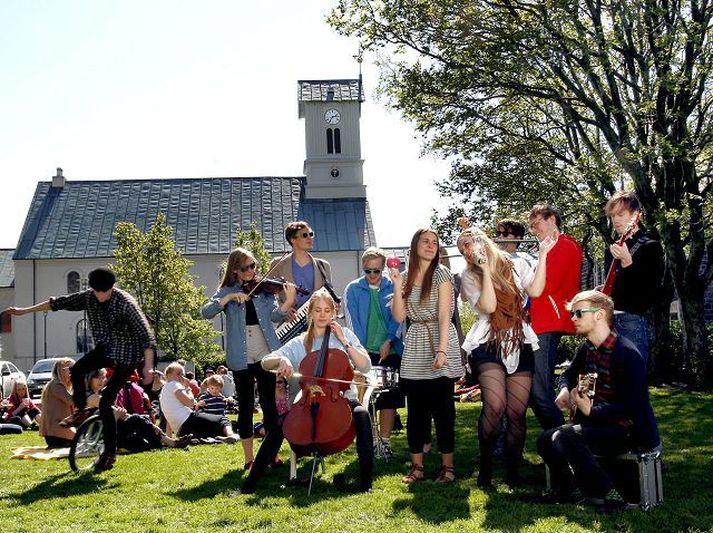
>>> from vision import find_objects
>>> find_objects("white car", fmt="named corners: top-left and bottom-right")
top-left (26, 357), bottom-right (74, 399)
top-left (0, 360), bottom-right (26, 399)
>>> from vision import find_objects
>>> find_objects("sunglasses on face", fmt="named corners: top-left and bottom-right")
top-left (239, 263), bottom-right (257, 273)
top-left (570, 307), bottom-right (601, 319)
top-left (364, 268), bottom-right (382, 275)
top-left (495, 230), bottom-right (513, 237)
top-left (300, 231), bottom-right (315, 238)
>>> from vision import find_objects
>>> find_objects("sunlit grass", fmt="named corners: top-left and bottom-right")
top-left (0, 388), bottom-right (710, 532)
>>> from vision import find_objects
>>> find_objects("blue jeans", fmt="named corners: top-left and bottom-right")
top-left (530, 332), bottom-right (566, 430)
top-left (613, 313), bottom-right (649, 368)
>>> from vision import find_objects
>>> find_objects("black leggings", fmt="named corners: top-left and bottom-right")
top-left (401, 377), bottom-right (456, 454)
top-left (178, 411), bottom-right (231, 439)
top-left (234, 363), bottom-right (277, 438)
top-left (45, 435), bottom-right (73, 448)
top-left (117, 414), bottom-right (164, 452)
top-left (242, 398), bottom-right (373, 492)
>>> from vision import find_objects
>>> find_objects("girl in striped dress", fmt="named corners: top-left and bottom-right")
top-left (389, 228), bottom-right (464, 483)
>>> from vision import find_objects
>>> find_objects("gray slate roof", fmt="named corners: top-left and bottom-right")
top-left (13, 177), bottom-right (376, 259)
top-left (0, 249), bottom-right (15, 288)
top-left (298, 79), bottom-right (364, 103)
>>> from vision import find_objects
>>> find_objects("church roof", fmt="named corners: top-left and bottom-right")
top-left (13, 177), bottom-right (376, 260)
top-left (0, 249), bottom-right (15, 288)
top-left (298, 79), bottom-right (364, 103)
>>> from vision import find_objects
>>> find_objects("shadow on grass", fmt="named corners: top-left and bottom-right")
top-left (170, 467), bottom-right (244, 501)
top-left (0, 472), bottom-right (115, 505)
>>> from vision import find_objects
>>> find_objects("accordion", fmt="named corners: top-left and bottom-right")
top-left (275, 282), bottom-right (340, 344)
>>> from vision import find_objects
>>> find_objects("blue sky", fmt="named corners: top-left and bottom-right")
top-left (0, 1), bottom-right (451, 249)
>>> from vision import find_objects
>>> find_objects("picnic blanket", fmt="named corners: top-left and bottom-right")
top-left (10, 446), bottom-right (70, 460)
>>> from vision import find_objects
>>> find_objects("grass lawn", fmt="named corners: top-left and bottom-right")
top-left (0, 388), bottom-right (711, 533)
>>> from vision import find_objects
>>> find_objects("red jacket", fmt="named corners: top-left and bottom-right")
top-left (530, 233), bottom-right (582, 334)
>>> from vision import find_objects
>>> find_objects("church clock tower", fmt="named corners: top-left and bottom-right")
top-left (298, 78), bottom-right (366, 199)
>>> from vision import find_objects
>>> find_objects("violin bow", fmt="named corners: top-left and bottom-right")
top-left (269, 370), bottom-right (372, 389)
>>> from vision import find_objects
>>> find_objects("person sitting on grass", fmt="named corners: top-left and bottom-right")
top-left (159, 362), bottom-right (238, 443)
top-left (195, 374), bottom-right (235, 416)
top-left (85, 368), bottom-right (191, 452)
top-left (39, 358), bottom-right (76, 448)
top-left (1, 380), bottom-right (41, 430)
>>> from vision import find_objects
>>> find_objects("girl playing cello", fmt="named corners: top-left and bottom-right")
top-left (241, 288), bottom-right (374, 494)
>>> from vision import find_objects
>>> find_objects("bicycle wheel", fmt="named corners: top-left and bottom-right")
top-left (69, 414), bottom-right (104, 472)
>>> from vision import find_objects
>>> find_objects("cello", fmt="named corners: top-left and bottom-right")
top-left (282, 326), bottom-right (356, 457)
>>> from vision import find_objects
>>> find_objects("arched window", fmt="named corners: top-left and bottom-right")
top-left (334, 128), bottom-right (341, 154)
top-left (326, 128), bottom-right (334, 154)
top-left (67, 271), bottom-right (80, 293)
top-left (76, 318), bottom-right (95, 354)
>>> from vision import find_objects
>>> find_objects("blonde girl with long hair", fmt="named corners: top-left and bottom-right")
top-left (457, 226), bottom-right (554, 487)
top-left (39, 358), bottom-right (76, 448)
top-left (242, 288), bottom-right (374, 494)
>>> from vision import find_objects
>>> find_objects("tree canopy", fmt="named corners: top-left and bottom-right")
top-left (330, 0), bottom-right (713, 385)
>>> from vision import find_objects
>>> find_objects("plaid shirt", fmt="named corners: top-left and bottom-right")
top-left (49, 288), bottom-right (155, 366)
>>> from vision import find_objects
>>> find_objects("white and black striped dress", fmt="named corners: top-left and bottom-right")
top-left (400, 264), bottom-right (464, 381)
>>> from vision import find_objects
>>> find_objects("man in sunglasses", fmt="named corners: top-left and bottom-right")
top-left (270, 220), bottom-right (331, 316)
top-left (602, 191), bottom-right (664, 369)
top-left (343, 247), bottom-right (404, 458)
top-left (536, 290), bottom-right (660, 510)
top-left (527, 204), bottom-right (583, 431)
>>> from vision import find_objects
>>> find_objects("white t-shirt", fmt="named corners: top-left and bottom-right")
top-left (159, 380), bottom-right (192, 433)
top-left (461, 255), bottom-right (540, 373)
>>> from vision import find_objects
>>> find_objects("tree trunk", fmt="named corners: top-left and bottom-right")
top-left (649, 268), bottom-right (675, 384)
top-left (676, 282), bottom-right (710, 389)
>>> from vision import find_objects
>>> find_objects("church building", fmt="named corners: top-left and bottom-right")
top-left (1, 78), bottom-right (378, 371)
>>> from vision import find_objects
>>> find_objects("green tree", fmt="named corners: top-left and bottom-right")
top-left (235, 222), bottom-right (273, 275)
top-left (330, 0), bottom-right (713, 387)
top-left (113, 213), bottom-right (223, 369)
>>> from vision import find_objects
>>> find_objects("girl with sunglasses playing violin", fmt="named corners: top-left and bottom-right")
top-left (202, 247), bottom-right (297, 469)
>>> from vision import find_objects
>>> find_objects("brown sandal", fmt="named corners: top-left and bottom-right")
top-left (435, 465), bottom-right (455, 483)
top-left (401, 464), bottom-right (425, 484)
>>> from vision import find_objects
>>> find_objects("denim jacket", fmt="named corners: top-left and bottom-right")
top-left (343, 276), bottom-right (404, 356)
top-left (201, 286), bottom-right (285, 371)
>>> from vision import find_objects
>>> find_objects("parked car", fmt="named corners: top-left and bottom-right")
top-left (0, 360), bottom-right (26, 399)
top-left (26, 357), bottom-right (75, 399)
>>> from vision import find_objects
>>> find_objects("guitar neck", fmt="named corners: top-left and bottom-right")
top-left (601, 259), bottom-right (619, 296)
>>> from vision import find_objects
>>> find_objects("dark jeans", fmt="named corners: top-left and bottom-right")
top-left (178, 411), bottom-right (231, 439)
top-left (401, 377), bottom-right (456, 454)
top-left (117, 414), bottom-right (163, 452)
top-left (234, 363), bottom-right (277, 439)
top-left (530, 332), bottom-right (566, 430)
top-left (243, 398), bottom-right (373, 492)
top-left (614, 313), bottom-right (650, 368)
top-left (70, 345), bottom-right (135, 458)
top-left (45, 435), bottom-right (73, 448)
top-left (537, 423), bottom-right (630, 497)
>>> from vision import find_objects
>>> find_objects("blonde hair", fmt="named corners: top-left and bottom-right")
top-left (205, 375), bottom-right (224, 388)
top-left (456, 228), bottom-right (517, 297)
top-left (566, 290), bottom-right (614, 326)
top-left (41, 358), bottom-right (74, 405)
top-left (361, 247), bottom-right (386, 267)
top-left (10, 379), bottom-right (29, 403)
top-left (165, 362), bottom-right (185, 379)
top-left (303, 288), bottom-right (337, 352)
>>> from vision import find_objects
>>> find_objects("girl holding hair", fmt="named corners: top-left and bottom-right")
top-left (202, 247), bottom-right (297, 469)
top-left (457, 225), bottom-right (554, 486)
top-left (389, 228), bottom-right (464, 483)
top-left (39, 358), bottom-right (76, 448)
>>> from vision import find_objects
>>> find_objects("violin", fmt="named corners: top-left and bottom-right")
top-left (282, 326), bottom-right (356, 458)
top-left (242, 277), bottom-right (310, 297)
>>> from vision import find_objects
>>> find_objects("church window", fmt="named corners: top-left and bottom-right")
top-left (67, 271), bottom-right (80, 293)
top-left (334, 128), bottom-right (341, 154)
top-left (327, 128), bottom-right (334, 154)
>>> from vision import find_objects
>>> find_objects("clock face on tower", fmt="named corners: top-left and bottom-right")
top-left (324, 108), bottom-right (341, 125)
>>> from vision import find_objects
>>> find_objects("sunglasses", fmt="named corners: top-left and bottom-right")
top-left (496, 230), bottom-right (513, 237)
top-left (364, 268), bottom-right (382, 275)
top-left (239, 262), bottom-right (257, 273)
top-left (300, 231), bottom-right (315, 238)
top-left (570, 307), bottom-right (601, 319)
